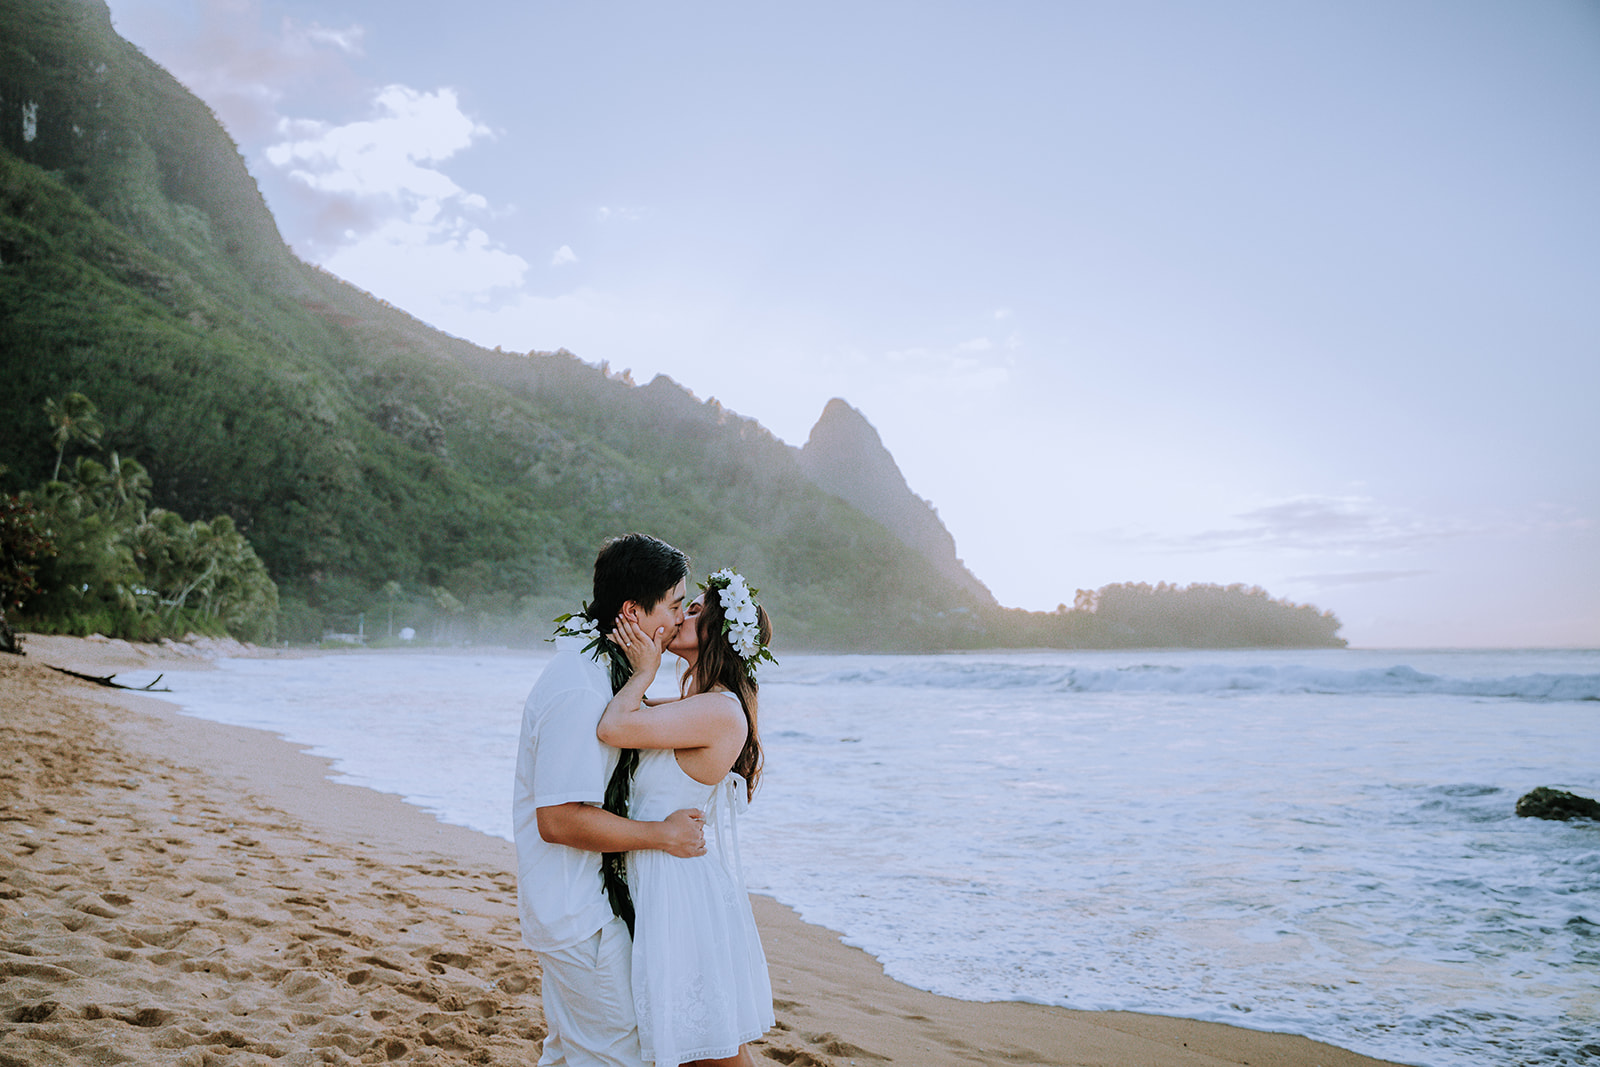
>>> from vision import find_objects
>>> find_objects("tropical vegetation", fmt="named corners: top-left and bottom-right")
top-left (7, 393), bottom-right (279, 642)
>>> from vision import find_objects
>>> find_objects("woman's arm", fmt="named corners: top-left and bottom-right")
top-left (599, 617), bottom-right (744, 751)
top-left (598, 690), bottom-right (745, 751)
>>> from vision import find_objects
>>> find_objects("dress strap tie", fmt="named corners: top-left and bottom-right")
top-left (707, 773), bottom-right (749, 887)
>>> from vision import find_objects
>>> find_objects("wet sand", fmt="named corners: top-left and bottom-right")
top-left (0, 635), bottom-right (1406, 1066)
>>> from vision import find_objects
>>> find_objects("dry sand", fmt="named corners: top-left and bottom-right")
top-left (0, 635), bottom-right (1406, 1067)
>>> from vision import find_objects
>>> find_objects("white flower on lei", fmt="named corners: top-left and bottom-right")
top-left (551, 605), bottom-right (600, 642)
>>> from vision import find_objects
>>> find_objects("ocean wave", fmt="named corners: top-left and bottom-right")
top-left (801, 661), bottom-right (1600, 702)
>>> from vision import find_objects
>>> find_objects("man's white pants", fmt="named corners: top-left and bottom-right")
top-left (536, 917), bottom-right (643, 1067)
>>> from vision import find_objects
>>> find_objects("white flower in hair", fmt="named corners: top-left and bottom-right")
top-left (701, 567), bottom-right (777, 677)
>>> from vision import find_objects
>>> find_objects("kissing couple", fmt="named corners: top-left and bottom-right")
top-left (513, 533), bottom-right (778, 1066)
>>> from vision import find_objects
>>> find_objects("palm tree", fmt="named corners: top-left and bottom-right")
top-left (382, 580), bottom-right (403, 636)
top-left (101, 452), bottom-right (152, 519)
top-left (44, 393), bottom-right (103, 481)
top-left (431, 585), bottom-right (464, 643)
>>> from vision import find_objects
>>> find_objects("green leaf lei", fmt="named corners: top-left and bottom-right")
top-left (554, 602), bottom-right (637, 931)
top-left (552, 603), bottom-right (631, 693)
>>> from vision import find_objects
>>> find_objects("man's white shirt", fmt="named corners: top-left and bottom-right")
top-left (513, 636), bottom-right (620, 952)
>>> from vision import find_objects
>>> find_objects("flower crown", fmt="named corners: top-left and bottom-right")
top-left (702, 568), bottom-right (777, 679)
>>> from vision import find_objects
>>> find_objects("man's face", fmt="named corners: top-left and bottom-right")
top-left (624, 577), bottom-right (688, 642)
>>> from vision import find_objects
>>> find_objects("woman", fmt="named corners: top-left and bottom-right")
top-left (598, 568), bottom-right (776, 1067)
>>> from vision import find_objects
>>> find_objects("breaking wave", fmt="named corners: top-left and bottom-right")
top-left (804, 660), bottom-right (1600, 702)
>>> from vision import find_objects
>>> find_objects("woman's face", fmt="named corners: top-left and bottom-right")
top-left (667, 593), bottom-right (706, 659)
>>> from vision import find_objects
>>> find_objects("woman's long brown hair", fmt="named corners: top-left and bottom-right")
top-left (683, 591), bottom-right (770, 801)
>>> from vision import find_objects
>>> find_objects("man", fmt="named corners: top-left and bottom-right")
top-left (513, 533), bottom-right (706, 1066)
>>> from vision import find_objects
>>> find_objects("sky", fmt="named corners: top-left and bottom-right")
top-left (100, 0), bottom-right (1599, 647)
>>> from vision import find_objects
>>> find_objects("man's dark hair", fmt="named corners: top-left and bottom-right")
top-left (590, 533), bottom-right (690, 633)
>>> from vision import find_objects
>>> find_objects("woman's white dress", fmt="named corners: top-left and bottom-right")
top-left (627, 744), bottom-right (773, 1065)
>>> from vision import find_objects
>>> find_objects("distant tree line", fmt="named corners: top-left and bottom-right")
top-left (979, 581), bottom-right (1346, 649)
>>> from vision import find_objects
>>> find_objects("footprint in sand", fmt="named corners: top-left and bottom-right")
top-left (760, 1047), bottom-right (833, 1066)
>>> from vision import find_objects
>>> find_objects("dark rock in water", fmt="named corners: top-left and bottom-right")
top-left (1515, 787), bottom-right (1600, 821)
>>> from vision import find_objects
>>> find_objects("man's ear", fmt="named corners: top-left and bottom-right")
top-left (619, 600), bottom-right (640, 623)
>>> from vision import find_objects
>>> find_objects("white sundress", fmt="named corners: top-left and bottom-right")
top-left (626, 743), bottom-right (773, 1065)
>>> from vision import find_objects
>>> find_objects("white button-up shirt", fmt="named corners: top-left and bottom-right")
top-left (513, 636), bottom-right (620, 951)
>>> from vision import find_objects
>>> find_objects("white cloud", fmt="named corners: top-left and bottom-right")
top-left (1179, 495), bottom-right (1472, 554)
top-left (267, 86), bottom-right (489, 202)
top-left (1286, 569), bottom-right (1433, 588)
top-left (254, 84), bottom-right (531, 316)
top-left (105, 0), bottom-right (365, 142)
top-left (597, 205), bottom-right (643, 223)
top-left (884, 337), bottom-right (1011, 392)
top-left (322, 218), bottom-right (528, 314)
top-left (551, 245), bottom-right (578, 267)
top-left (106, 0), bottom-right (518, 315)
top-left (302, 22), bottom-right (364, 54)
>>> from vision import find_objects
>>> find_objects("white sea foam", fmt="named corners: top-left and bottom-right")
top-left (130, 647), bottom-right (1600, 1067)
top-left (792, 656), bottom-right (1600, 702)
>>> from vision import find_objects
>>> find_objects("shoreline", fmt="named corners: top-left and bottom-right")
top-left (1, 636), bottom-right (1408, 1066)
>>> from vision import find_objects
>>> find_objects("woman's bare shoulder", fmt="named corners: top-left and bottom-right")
top-left (685, 686), bottom-right (744, 716)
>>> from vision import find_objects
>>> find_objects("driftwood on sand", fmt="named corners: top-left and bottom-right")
top-left (44, 665), bottom-right (171, 692)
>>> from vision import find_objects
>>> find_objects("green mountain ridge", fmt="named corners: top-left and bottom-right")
top-left (0, 0), bottom-right (1345, 650)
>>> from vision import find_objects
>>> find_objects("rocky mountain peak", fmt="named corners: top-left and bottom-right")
top-left (798, 399), bottom-right (995, 606)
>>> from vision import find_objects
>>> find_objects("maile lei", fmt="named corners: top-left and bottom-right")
top-left (553, 603), bottom-right (639, 930)
top-left (552, 604), bottom-right (632, 694)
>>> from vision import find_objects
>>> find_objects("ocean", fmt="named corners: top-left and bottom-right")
top-left (124, 647), bottom-right (1600, 1067)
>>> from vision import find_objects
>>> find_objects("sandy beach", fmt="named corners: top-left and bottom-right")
top-left (0, 636), bottom-right (1407, 1067)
